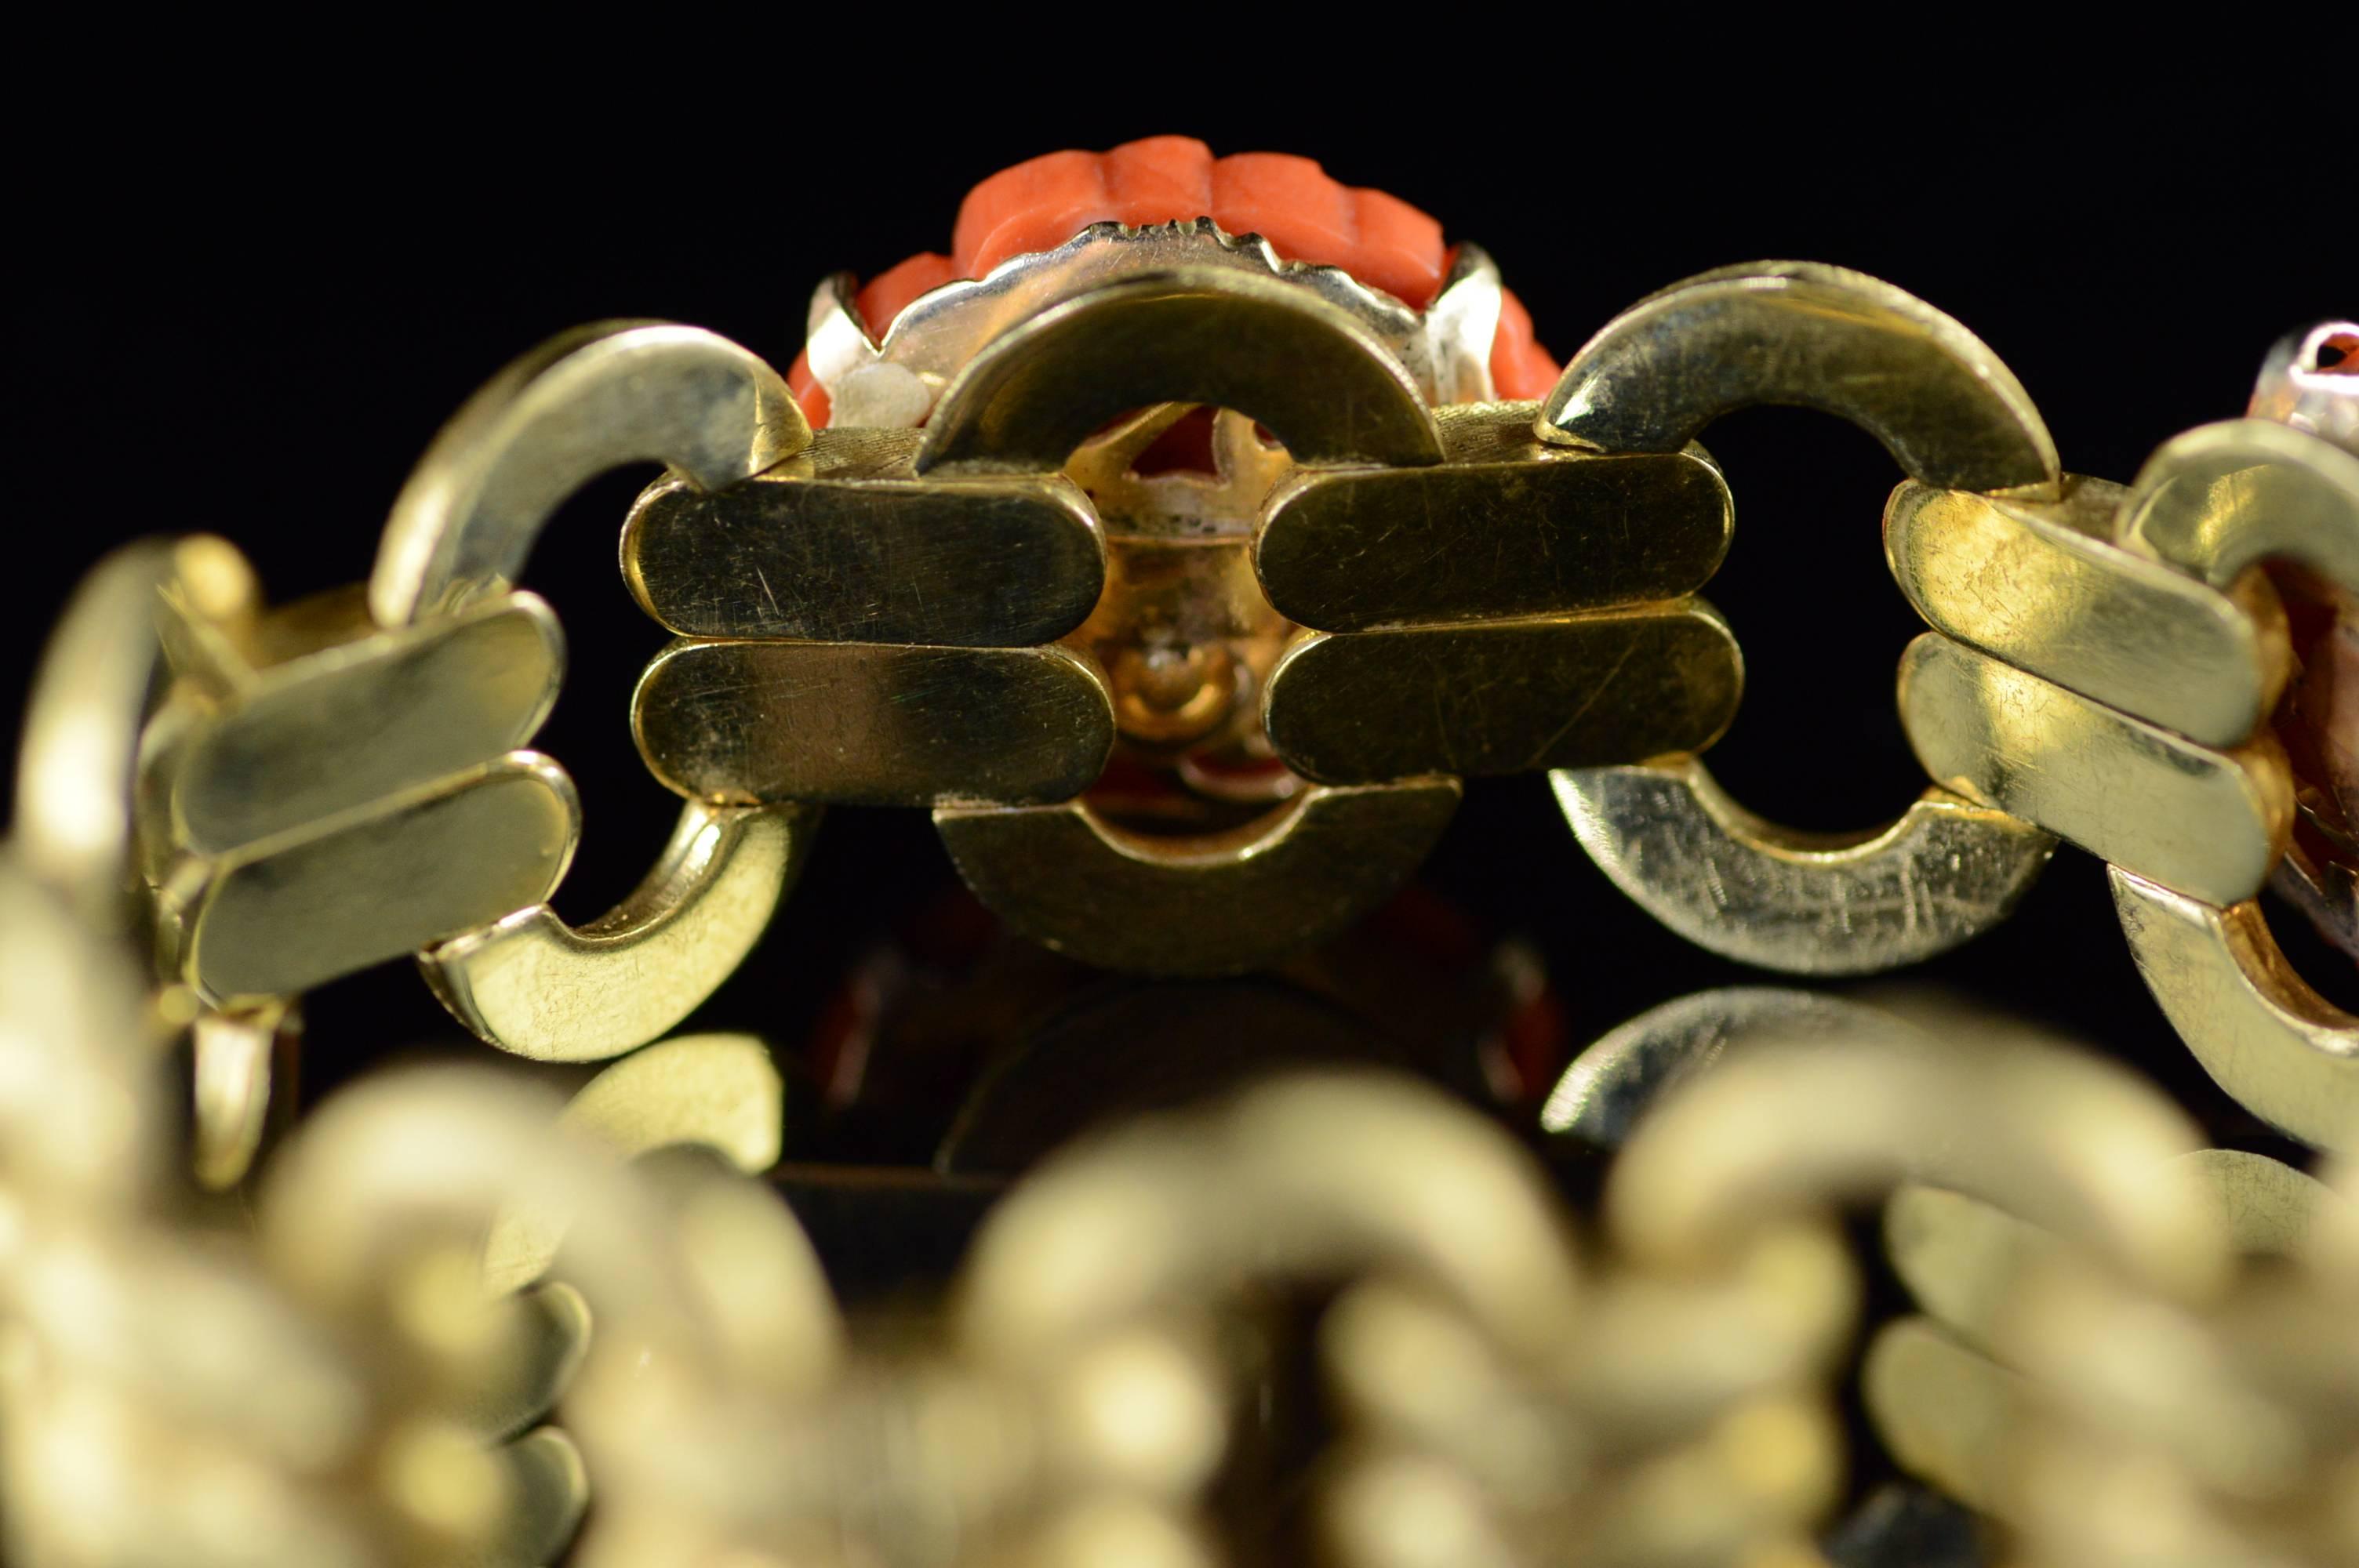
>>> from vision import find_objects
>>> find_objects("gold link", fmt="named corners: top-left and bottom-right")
top-left (914, 270), bottom-right (1445, 474)
top-left (1556, 760), bottom-right (2055, 975)
top-left (1256, 404), bottom-right (1730, 631)
top-left (622, 437), bottom-right (1106, 646)
top-left (634, 640), bottom-right (1116, 808)
top-left (158, 753), bottom-right (579, 1005)
top-left (1263, 605), bottom-right (1741, 783)
top-left (365, 321), bottom-right (815, 1059)
top-left (148, 590), bottom-right (564, 857)
top-left (1899, 632), bottom-right (2293, 908)
top-left (369, 319), bottom-right (809, 626)
top-left (1547, 261), bottom-right (2068, 975)
top-left (2111, 869), bottom-right (2358, 1150)
top-left (934, 781), bottom-right (1461, 976)
top-left (1885, 476), bottom-right (2292, 747)
top-left (2120, 416), bottom-right (2359, 588)
top-left (422, 804), bottom-right (816, 1062)
top-left (11, 539), bottom-right (184, 927)
top-left (1539, 260), bottom-right (2060, 497)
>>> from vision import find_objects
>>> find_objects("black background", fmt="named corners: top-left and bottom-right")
top-left (10, 41), bottom-right (2353, 1162)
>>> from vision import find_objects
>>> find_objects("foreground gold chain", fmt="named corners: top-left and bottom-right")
top-left (2, 183), bottom-right (2354, 1566)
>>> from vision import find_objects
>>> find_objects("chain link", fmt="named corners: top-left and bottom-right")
top-left (1, 154), bottom-right (2354, 1564)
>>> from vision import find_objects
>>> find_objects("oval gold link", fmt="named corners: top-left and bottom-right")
top-left (1539, 260), bottom-right (2060, 496)
top-left (494, 1425), bottom-right (590, 1565)
top-left (1553, 760), bottom-right (2054, 975)
top-left (1886, 477), bottom-right (2291, 747)
top-left (1544, 262), bottom-right (2066, 975)
top-left (365, 321), bottom-right (815, 1059)
top-left (421, 804), bottom-right (816, 1063)
top-left (1863, 1316), bottom-right (2029, 1519)
top-left (2120, 417), bottom-right (2359, 588)
top-left (622, 445), bottom-right (1106, 646)
top-left (165, 753), bottom-right (578, 1005)
top-left (369, 321), bottom-right (809, 625)
top-left (914, 270), bottom-right (1445, 475)
top-left (2111, 868), bottom-right (2358, 1150)
top-left (633, 641), bottom-right (1116, 808)
top-left (160, 591), bottom-right (564, 857)
top-left (1263, 606), bottom-right (1741, 783)
top-left (1256, 407), bottom-right (1731, 630)
top-left (934, 780), bottom-right (1461, 977)
top-left (1899, 633), bottom-right (2292, 907)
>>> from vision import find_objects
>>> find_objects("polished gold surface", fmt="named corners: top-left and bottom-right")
top-left (1900, 632), bottom-right (2293, 907)
top-left (1541, 261), bottom-right (2062, 497)
top-left (150, 590), bottom-right (565, 857)
top-left (2111, 868), bottom-right (2358, 1149)
top-left (1264, 604), bottom-right (1741, 782)
top-left (1546, 262), bottom-right (2068, 976)
top-left (2121, 416), bottom-right (2359, 588)
top-left (423, 803), bottom-right (815, 1062)
top-left (1554, 759), bottom-right (2055, 975)
top-left (1886, 477), bottom-right (2291, 747)
top-left (1256, 406), bottom-right (1730, 631)
top-left (935, 780), bottom-right (1460, 975)
top-left (358, 321), bottom-right (821, 1051)
top-left (634, 640), bottom-right (1115, 808)
top-left (915, 269), bottom-right (1445, 474)
top-left (370, 321), bottom-right (809, 626)
top-left (622, 441), bottom-right (1105, 646)
top-left (16, 222), bottom-right (2359, 1567)
top-left (190, 1002), bottom-right (289, 1191)
top-left (160, 753), bottom-right (579, 1006)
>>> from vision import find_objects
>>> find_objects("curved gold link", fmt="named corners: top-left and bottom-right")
top-left (370, 321), bottom-right (809, 625)
top-left (934, 780), bottom-right (1460, 976)
top-left (915, 270), bottom-right (1445, 475)
top-left (1539, 260), bottom-right (2061, 497)
top-left (422, 803), bottom-right (816, 1062)
top-left (2111, 868), bottom-right (2358, 1150)
top-left (1544, 263), bottom-right (2064, 975)
top-left (366, 322), bottom-right (814, 1059)
top-left (2105, 413), bottom-right (2358, 1149)
top-left (2120, 417), bottom-right (2359, 588)
top-left (1553, 760), bottom-right (2054, 975)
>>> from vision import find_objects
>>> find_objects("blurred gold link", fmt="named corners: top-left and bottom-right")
top-left (1549, 261), bottom-right (2066, 975)
top-left (1869, 1146), bottom-right (2359, 1566)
